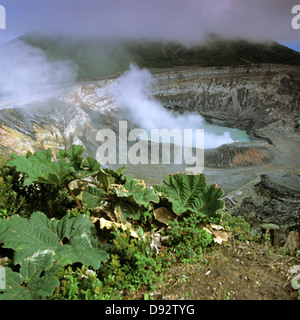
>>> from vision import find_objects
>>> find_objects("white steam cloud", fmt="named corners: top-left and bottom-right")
top-left (0, 40), bottom-right (77, 98)
top-left (111, 64), bottom-right (234, 149)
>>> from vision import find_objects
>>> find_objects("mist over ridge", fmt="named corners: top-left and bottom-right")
top-left (2, 0), bottom-right (300, 46)
top-left (1, 31), bottom-right (300, 103)
top-left (1, 0), bottom-right (299, 95)
top-left (17, 33), bottom-right (300, 83)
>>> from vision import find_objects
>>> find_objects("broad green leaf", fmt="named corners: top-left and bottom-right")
top-left (153, 173), bottom-right (224, 220)
top-left (56, 144), bottom-right (85, 171)
top-left (57, 145), bottom-right (100, 174)
top-left (96, 169), bottom-right (115, 193)
top-left (103, 166), bottom-right (126, 177)
top-left (0, 218), bottom-right (9, 242)
top-left (7, 145), bottom-right (101, 187)
top-left (1, 250), bottom-right (59, 300)
top-left (83, 186), bottom-right (107, 208)
top-left (0, 212), bottom-right (108, 269)
top-left (7, 150), bottom-right (74, 186)
top-left (83, 156), bottom-right (101, 173)
top-left (7, 149), bottom-right (64, 185)
top-left (116, 176), bottom-right (159, 209)
top-left (131, 188), bottom-right (160, 209)
top-left (1, 267), bottom-right (25, 300)
top-left (114, 200), bottom-right (142, 223)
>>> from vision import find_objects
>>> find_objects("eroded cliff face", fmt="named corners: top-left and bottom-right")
top-left (151, 64), bottom-right (300, 135)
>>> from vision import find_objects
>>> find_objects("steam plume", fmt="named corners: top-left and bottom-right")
top-left (111, 64), bottom-right (234, 149)
top-left (0, 40), bottom-right (77, 98)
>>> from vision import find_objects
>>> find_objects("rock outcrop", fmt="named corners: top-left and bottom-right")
top-left (226, 171), bottom-right (300, 248)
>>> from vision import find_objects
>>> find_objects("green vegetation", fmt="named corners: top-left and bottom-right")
top-left (0, 212), bottom-right (108, 268)
top-left (165, 213), bottom-right (213, 263)
top-left (221, 211), bottom-right (258, 243)
top-left (0, 145), bottom-right (297, 300)
top-left (7, 145), bottom-right (100, 209)
top-left (154, 173), bottom-right (224, 219)
top-left (1, 250), bottom-right (61, 300)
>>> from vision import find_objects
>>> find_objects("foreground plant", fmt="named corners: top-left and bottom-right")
top-left (1, 250), bottom-right (62, 300)
top-left (7, 145), bottom-right (100, 209)
top-left (6, 145), bottom-right (225, 225)
top-left (0, 144), bottom-right (230, 300)
top-left (153, 173), bottom-right (225, 221)
top-left (165, 213), bottom-right (214, 262)
top-left (0, 211), bottom-right (108, 269)
top-left (0, 212), bottom-right (109, 299)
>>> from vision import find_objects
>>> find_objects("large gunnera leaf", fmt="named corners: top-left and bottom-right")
top-left (7, 145), bottom-right (100, 186)
top-left (153, 173), bottom-right (224, 220)
top-left (83, 186), bottom-right (108, 208)
top-left (1, 250), bottom-right (60, 300)
top-left (115, 176), bottom-right (159, 209)
top-left (83, 176), bottom-right (159, 223)
top-left (0, 212), bottom-right (108, 269)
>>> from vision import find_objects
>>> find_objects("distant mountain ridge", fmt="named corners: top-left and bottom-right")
top-left (20, 34), bottom-right (300, 81)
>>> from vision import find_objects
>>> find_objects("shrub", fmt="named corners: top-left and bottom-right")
top-left (52, 265), bottom-right (111, 300)
top-left (166, 213), bottom-right (214, 262)
top-left (221, 211), bottom-right (257, 243)
top-left (0, 156), bottom-right (26, 217)
top-left (98, 228), bottom-right (171, 294)
top-left (0, 155), bottom-right (73, 218)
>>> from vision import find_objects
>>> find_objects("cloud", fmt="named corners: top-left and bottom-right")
top-left (1, 1), bottom-right (298, 97)
top-left (0, 40), bottom-right (77, 97)
top-left (2, 0), bottom-right (300, 44)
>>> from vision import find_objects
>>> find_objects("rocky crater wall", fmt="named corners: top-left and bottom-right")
top-left (151, 64), bottom-right (300, 136)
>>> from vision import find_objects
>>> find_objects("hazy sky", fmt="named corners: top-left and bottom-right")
top-left (0, 0), bottom-right (300, 50)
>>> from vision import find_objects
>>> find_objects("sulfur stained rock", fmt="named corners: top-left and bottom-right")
top-left (204, 142), bottom-right (273, 168)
